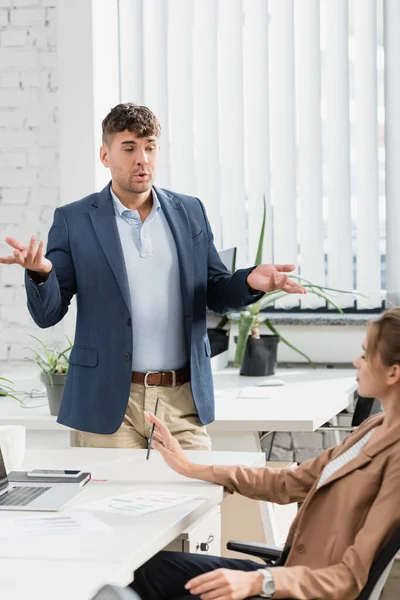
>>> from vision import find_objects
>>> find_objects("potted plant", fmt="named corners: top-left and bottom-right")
top-left (24, 336), bottom-right (72, 416)
top-left (0, 377), bottom-right (23, 404)
top-left (230, 200), bottom-right (358, 376)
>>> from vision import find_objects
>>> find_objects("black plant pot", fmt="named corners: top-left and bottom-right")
top-left (207, 328), bottom-right (229, 358)
top-left (240, 335), bottom-right (280, 376)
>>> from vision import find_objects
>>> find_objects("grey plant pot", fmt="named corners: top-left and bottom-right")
top-left (40, 372), bottom-right (67, 416)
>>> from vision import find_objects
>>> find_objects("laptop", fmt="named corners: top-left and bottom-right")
top-left (0, 448), bottom-right (88, 512)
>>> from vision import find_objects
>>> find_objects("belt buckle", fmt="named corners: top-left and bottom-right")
top-left (168, 370), bottom-right (177, 388)
top-left (144, 371), bottom-right (159, 388)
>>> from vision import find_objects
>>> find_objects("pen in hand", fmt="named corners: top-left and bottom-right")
top-left (146, 396), bottom-right (160, 460)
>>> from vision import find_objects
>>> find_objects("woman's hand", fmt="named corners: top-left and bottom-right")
top-left (185, 568), bottom-right (263, 600)
top-left (144, 412), bottom-right (193, 477)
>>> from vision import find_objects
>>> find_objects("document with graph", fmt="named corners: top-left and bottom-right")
top-left (80, 489), bottom-right (198, 516)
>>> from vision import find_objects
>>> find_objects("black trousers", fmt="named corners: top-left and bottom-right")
top-left (131, 550), bottom-right (266, 600)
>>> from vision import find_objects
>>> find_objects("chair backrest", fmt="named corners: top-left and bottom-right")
top-left (352, 393), bottom-right (382, 427)
top-left (91, 585), bottom-right (141, 600)
top-left (357, 527), bottom-right (400, 600)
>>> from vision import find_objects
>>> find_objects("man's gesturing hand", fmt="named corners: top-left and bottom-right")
top-left (247, 263), bottom-right (307, 295)
top-left (0, 236), bottom-right (52, 274)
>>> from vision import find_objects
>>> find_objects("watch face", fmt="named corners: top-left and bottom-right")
top-left (262, 572), bottom-right (275, 596)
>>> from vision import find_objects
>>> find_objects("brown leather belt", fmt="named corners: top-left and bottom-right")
top-left (131, 366), bottom-right (190, 388)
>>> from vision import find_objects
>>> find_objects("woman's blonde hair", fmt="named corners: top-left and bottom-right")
top-left (367, 308), bottom-right (400, 367)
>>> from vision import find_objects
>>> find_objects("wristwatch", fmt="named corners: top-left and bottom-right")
top-left (257, 568), bottom-right (275, 598)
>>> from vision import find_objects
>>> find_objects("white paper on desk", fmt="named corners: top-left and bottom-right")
top-left (0, 512), bottom-right (112, 539)
top-left (237, 387), bottom-right (271, 399)
top-left (80, 489), bottom-right (197, 516)
top-left (213, 388), bottom-right (239, 399)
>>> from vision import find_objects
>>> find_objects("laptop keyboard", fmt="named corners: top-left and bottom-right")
top-left (0, 486), bottom-right (49, 507)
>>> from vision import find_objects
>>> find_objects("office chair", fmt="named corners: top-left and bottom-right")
top-left (97, 522), bottom-right (399, 600)
top-left (226, 525), bottom-right (400, 600)
top-left (318, 392), bottom-right (383, 447)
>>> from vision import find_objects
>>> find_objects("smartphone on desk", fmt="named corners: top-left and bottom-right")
top-left (27, 469), bottom-right (83, 478)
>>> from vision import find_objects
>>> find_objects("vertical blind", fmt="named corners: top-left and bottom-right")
top-left (116, 0), bottom-right (386, 309)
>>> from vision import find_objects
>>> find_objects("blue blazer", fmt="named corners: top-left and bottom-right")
top-left (25, 184), bottom-right (259, 433)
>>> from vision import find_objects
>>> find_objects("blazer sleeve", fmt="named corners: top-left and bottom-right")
top-left (212, 444), bottom-right (339, 504)
top-left (196, 199), bottom-right (262, 315)
top-left (25, 207), bottom-right (76, 328)
top-left (270, 457), bottom-right (400, 600)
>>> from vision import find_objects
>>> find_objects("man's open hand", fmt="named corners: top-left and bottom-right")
top-left (247, 263), bottom-right (307, 295)
top-left (0, 236), bottom-right (52, 274)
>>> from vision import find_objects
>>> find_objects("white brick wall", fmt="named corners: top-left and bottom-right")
top-left (0, 0), bottom-right (63, 363)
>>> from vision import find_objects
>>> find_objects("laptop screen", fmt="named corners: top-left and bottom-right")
top-left (0, 449), bottom-right (8, 492)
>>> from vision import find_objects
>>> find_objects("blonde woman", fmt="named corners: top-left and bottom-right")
top-left (132, 308), bottom-right (400, 600)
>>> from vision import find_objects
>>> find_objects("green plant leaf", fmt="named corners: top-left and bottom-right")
top-left (264, 319), bottom-right (315, 367)
top-left (254, 194), bottom-right (267, 266)
top-left (233, 311), bottom-right (255, 367)
top-left (290, 275), bottom-right (366, 298)
top-left (0, 377), bottom-right (14, 390)
top-left (306, 288), bottom-right (345, 314)
top-left (59, 341), bottom-right (72, 358)
top-left (24, 357), bottom-right (46, 369)
top-left (25, 335), bottom-right (72, 377)
top-left (257, 291), bottom-right (291, 310)
top-left (0, 377), bottom-right (25, 405)
top-left (28, 335), bottom-right (53, 365)
top-left (215, 315), bottom-right (229, 330)
top-left (23, 346), bottom-right (48, 366)
top-left (1, 392), bottom-right (25, 405)
top-left (301, 283), bottom-right (354, 295)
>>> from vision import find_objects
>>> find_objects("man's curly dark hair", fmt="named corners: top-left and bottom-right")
top-left (102, 103), bottom-right (161, 144)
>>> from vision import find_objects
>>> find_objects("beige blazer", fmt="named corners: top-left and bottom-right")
top-left (213, 414), bottom-right (400, 600)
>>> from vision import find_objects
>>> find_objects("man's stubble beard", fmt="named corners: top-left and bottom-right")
top-left (123, 175), bottom-right (154, 195)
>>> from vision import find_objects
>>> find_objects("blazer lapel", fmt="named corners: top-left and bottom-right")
top-left (89, 184), bottom-right (131, 313)
top-left (155, 187), bottom-right (194, 319)
top-left (320, 452), bottom-right (373, 488)
top-left (318, 414), bottom-right (385, 489)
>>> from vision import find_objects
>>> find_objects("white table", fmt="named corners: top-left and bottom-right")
top-left (210, 371), bottom-right (357, 451)
top-left (0, 367), bottom-right (356, 551)
top-left (0, 560), bottom-right (126, 600)
top-left (0, 368), bottom-right (357, 452)
top-left (0, 448), bottom-right (264, 600)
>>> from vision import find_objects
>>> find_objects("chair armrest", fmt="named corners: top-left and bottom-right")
top-left (317, 426), bottom-right (357, 431)
top-left (227, 540), bottom-right (282, 561)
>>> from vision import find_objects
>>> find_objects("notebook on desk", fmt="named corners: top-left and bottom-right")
top-left (0, 449), bottom-right (89, 512)
top-left (8, 471), bottom-right (90, 486)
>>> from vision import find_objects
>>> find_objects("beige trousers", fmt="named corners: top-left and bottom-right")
top-left (73, 382), bottom-right (211, 451)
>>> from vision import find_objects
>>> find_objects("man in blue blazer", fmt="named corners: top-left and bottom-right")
top-left (0, 103), bottom-right (305, 449)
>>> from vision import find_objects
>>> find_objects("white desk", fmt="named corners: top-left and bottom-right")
top-left (0, 369), bottom-right (355, 551)
top-left (210, 372), bottom-right (357, 451)
top-left (0, 368), bottom-right (356, 452)
top-left (0, 560), bottom-right (127, 600)
top-left (0, 448), bottom-right (264, 600)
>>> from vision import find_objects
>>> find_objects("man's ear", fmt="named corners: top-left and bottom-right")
top-left (100, 144), bottom-right (110, 167)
